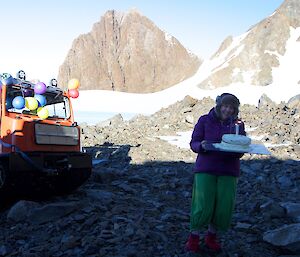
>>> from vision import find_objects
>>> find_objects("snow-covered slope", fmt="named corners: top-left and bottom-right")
top-left (72, 27), bottom-right (299, 115)
top-left (72, 1), bottom-right (300, 117)
top-left (199, 0), bottom-right (300, 89)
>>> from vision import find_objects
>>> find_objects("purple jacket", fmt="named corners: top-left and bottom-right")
top-left (190, 108), bottom-right (246, 177)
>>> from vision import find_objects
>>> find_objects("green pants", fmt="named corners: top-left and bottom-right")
top-left (190, 173), bottom-right (237, 232)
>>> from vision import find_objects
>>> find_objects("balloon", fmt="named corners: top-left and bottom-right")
top-left (37, 107), bottom-right (49, 120)
top-left (25, 97), bottom-right (38, 110)
top-left (68, 79), bottom-right (80, 90)
top-left (34, 82), bottom-right (47, 94)
top-left (1, 73), bottom-right (14, 86)
top-left (6, 96), bottom-right (13, 110)
top-left (23, 88), bottom-right (34, 97)
top-left (12, 96), bottom-right (25, 109)
top-left (34, 94), bottom-right (47, 107)
top-left (68, 89), bottom-right (79, 98)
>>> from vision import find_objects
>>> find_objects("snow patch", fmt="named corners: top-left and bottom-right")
top-left (268, 11), bottom-right (277, 18)
top-left (156, 131), bottom-right (282, 153)
top-left (264, 50), bottom-right (281, 58)
top-left (232, 68), bottom-right (241, 77)
top-left (268, 26), bottom-right (300, 103)
top-left (242, 70), bottom-right (255, 84)
top-left (157, 131), bottom-right (192, 149)
top-left (250, 135), bottom-right (266, 141)
top-left (245, 126), bottom-right (258, 132)
top-left (164, 31), bottom-right (174, 46)
top-left (264, 142), bottom-right (292, 148)
top-left (211, 45), bottom-right (244, 74)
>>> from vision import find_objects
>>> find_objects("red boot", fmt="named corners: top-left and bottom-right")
top-left (185, 233), bottom-right (201, 253)
top-left (204, 232), bottom-right (221, 252)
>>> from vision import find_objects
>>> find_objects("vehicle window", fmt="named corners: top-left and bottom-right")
top-left (6, 86), bottom-right (70, 119)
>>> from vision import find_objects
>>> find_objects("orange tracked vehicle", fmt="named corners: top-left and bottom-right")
top-left (0, 72), bottom-right (91, 203)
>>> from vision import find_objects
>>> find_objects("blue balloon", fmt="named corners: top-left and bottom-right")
top-left (6, 96), bottom-right (13, 110)
top-left (34, 94), bottom-right (47, 107)
top-left (12, 96), bottom-right (25, 109)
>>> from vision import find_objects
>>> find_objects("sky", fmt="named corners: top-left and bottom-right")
top-left (0, 0), bottom-right (284, 84)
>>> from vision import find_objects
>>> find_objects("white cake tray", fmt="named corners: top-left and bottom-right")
top-left (204, 143), bottom-right (271, 155)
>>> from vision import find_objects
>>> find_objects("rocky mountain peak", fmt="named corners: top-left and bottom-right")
top-left (58, 9), bottom-right (201, 93)
top-left (198, 0), bottom-right (300, 89)
top-left (278, 0), bottom-right (300, 27)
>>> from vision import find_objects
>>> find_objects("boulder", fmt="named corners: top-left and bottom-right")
top-left (263, 223), bottom-right (300, 253)
top-left (287, 94), bottom-right (300, 109)
top-left (258, 94), bottom-right (276, 109)
top-left (28, 201), bottom-right (82, 225)
top-left (86, 189), bottom-right (114, 205)
top-left (260, 200), bottom-right (286, 218)
top-left (7, 200), bottom-right (40, 222)
top-left (281, 202), bottom-right (300, 222)
top-left (7, 200), bottom-right (81, 225)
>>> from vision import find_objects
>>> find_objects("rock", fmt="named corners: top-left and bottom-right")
top-left (73, 214), bottom-right (86, 222)
top-left (241, 164), bottom-right (256, 175)
top-left (28, 201), bottom-right (82, 225)
top-left (58, 9), bottom-right (200, 93)
top-left (280, 202), bottom-right (300, 221)
top-left (127, 176), bottom-right (149, 184)
top-left (278, 255), bottom-right (300, 257)
top-left (258, 94), bottom-right (276, 109)
top-left (278, 175), bottom-right (294, 188)
top-left (235, 222), bottom-right (252, 230)
top-left (0, 245), bottom-right (10, 256)
top-left (117, 183), bottom-right (138, 194)
top-left (287, 94), bottom-right (300, 109)
top-left (109, 145), bottom-right (131, 160)
top-left (185, 115), bottom-right (194, 124)
top-left (60, 234), bottom-right (80, 250)
top-left (92, 169), bottom-right (117, 184)
top-left (7, 200), bottom-right (40, 222)
top-left (249, 162), bottom-right (263, 170)
top-left (86, 189), bottom-right (114, 205)
top-left (263, 223), bottom-right (300, 253)
top-left (96, 114), bottom-right (124, 128)
top-left (260, 200), bottom-right (286, 218)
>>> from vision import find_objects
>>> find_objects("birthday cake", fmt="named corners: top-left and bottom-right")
top-left (214, 134), bottom-right (252, 152)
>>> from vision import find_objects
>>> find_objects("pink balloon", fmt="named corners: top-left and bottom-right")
top-left (68, 89), bottom-right (79, 98)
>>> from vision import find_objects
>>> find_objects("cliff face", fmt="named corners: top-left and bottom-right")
top-left (198, 0), bottom-right (300, 89)
top-left (58, 9), bottom-right (201, 93)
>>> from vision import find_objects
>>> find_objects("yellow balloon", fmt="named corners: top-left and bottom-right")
top-left (37, 107), bottom-right (49, 120)
top-left (68, 78), bottom-right (80, 89)
top-left (25, 97), bottom-right (38, 110)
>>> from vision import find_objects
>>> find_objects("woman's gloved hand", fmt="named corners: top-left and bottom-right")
top-left (200, 140), bottom-right (209, 152)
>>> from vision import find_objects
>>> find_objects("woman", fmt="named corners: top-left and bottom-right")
top-left (185, 93), bottom-right (246, 253)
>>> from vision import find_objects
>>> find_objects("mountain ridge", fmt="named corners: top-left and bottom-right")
top-left (198, 0), bottom-right (300, 89)
top-left (58, 9), bottom-right (201, 93)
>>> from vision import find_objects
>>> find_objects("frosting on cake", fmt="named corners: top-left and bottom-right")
top-left (214, 134), bottom-right (252, 152)
top-left (222, 134), bottom-right (251, 146)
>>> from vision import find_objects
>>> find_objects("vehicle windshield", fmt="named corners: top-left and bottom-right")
top-left (6, 85), bottom-right (70, 119)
